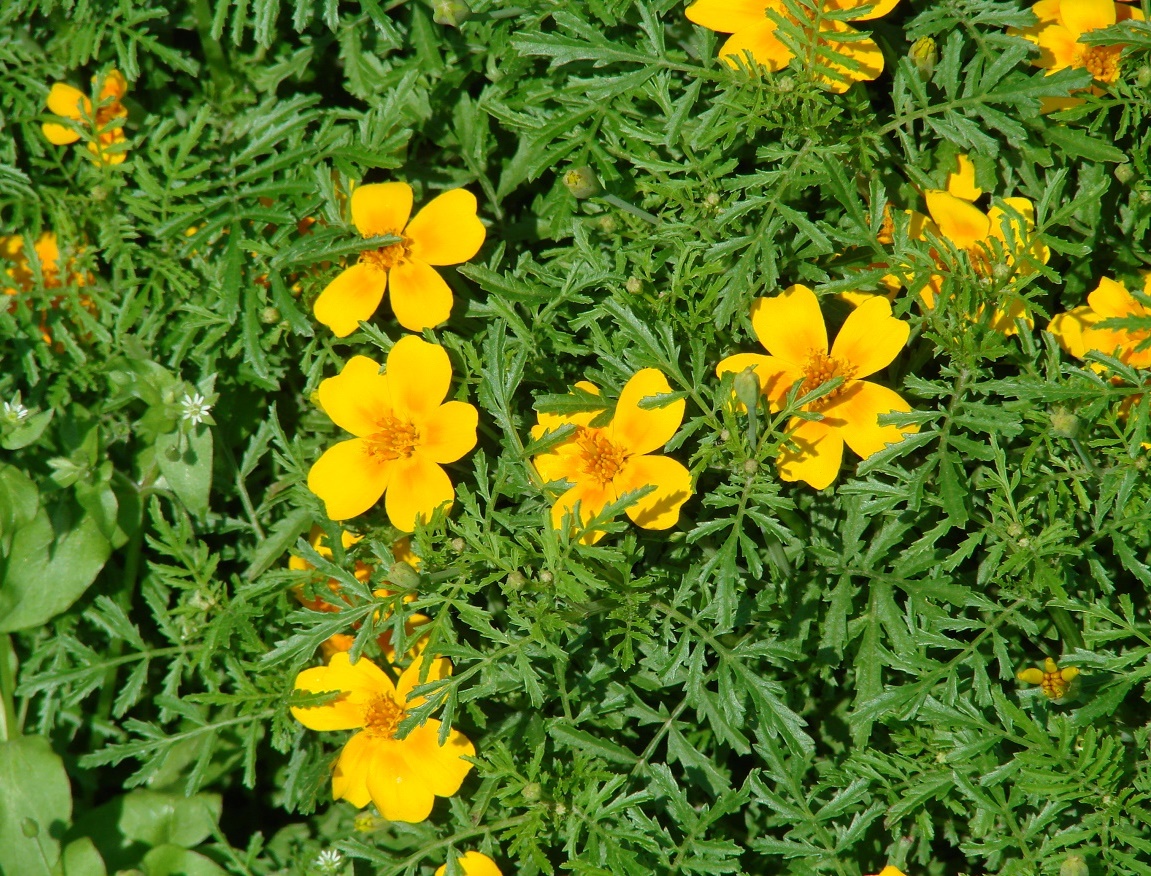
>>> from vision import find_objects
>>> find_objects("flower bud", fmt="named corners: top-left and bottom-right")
top-left (450, 537), bottom-right (466, 553)
top-left (387, 561), bottom-right (421, 591)
top-left (522, 782), bottom-right (543, 801)
top-left (597, 214), bottom-right (617, 233)
top-left (1115, 163), bottom-right (1136, 185)
top-left (260, 306), bottom-right (281, 324)
top-left (1136, 66), bottom-right (1151, 88)
top-left (1060, 855), bottom-right (1089, 876)
top-left (506, 570), bottom-right (526, 590)
top-left (538, 570), bottom-right (554, 585)
top-left (910, 36), bottom-right (937, 79)
top-left (625, 277), bottom-right (642, 294)
top-left (776, 75), bottom-right (795, 93)
top-left (732, 367), bottom-right (761, 413)
top-left (563, 166), bottom-right (602, 199)
top-left (704, 192), bottom-right (721, 208)
top-left (1049, 406), bottom-right (1079, 438)
top-left (742, 459), bottom-right (758, 475)
top-left (433, 0), bottom-right (471, 27)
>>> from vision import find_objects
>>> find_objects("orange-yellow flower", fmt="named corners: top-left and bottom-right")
top-left (717, 284), bottom-right (916, 490)
top-left (2, 232), bottom-right (94, 344)
top-left (314, 183), bottom-right (485, 336)
top-left (42, 69), bottom-right (128, 165)
top-left (531, 369), bottom-right (692, 544)
top-left (1016, 0), bottom-right (1144, 85)
top-left (907, 155), bottom-right (1049, 333)
top-left (307, 336), bottom-right (478, 531)
top-left (685, 0), bottom-right (901, 92)
top-left (291, 652), bottom-right (474, 822)
top-left (867, 868), bottom-right (908, 876)
top-left (1048, 274), bottom-right (1151, 370)
top-left (1017, 657), bottom-right (1078, 700)
top-left (435, 852), bottom-right (503, 876)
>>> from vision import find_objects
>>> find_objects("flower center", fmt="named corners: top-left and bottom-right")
top-left (367, 415), bottom-right (419, 461)
top-left (1040, 668), bottom-right (1071, 700)
top-left (359, 235), bottom-right (412, 272)
top-left (801, 351), bottom-right (856, 406)
top-left (1080, 44), bottom-right (1120, 82)
top-left (576, 428), bottom-right (627, 486)
top-left (363, 693), bottom-right (405, 738)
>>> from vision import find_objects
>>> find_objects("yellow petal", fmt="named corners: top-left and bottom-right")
top-left (615, 454), bottom-right (693, 530)
top-left (825, 0), bottom-right (901, 21)
top-left (386, 335), bottom-right (452, 421)
top-left (551, 479), bottom-right (615, 542)
top-left (400, 719), bottom-right (475, 796)
top-left (830, 295), bottom-right (909, 379)
top-left (397, 655), bottom-right (454, 709)
top-left (365, 744), bottom-right (436, 822)
top-left (388, 257), bottom-right (454, 331)
top-left (718, 19), bottom-right (794, 70)
top-left (1035, 25), bottom-right (1080, 69)
top-left (1048, 307), bottom-right (1099, 359)
top-left (314, 263), bottom-right (387, 338)
top-left (1088, 276), bottom-right (1140, 318)
top-left (352, 182), bottom-right (413, 237)
top-left (1017, 668), bottom-right (1045, 684)
top-left (610, 368), bottom-right (684, 456)
top-left (685, 0), bottom-right (771, 33)
top-left (533, 381), bottom-right (604, 436)
top-left (777, 417), bottom-right (843, 490)
top-left (925, 191), bottom-right (990, 249)
top-left (418, 400), bottom-right (478, 464)
top-left (46, 82), bottom-right (89, 119)
top-left (41, 121), bottom-right (80, 145)
top-left (874, 868), bottom-right (907, 876)
top-left (823, 380), bottom-right (915, 460)
top-left (436, 852), bottom-right (503, 876)
top-left (818, 22), bottom-right (883, 92)
top-left (317, 355), bottom-right (391, 438)
top-left (716, 352), bottom-right (803, 411)
top-left (947, 154), bottom-right (982, 201)
top-left (308, 438), bottom-right (392, 521)
top-left (405, 189), bottom-right (486, 266)
top-left (97, 69), bottom-right (128, 101)
top-left (1062, 0), bottom-right (1115, 37)
top-left (384, 455), bottom-right (453, 532)
top-left (534, 441), bottom-right (584, 485)
top-left (291, 652), bottom-right (393, 731)
top-left (751, 284), bottom-right (828, 365)
top-left (331, 731), bottom-right (374, 807)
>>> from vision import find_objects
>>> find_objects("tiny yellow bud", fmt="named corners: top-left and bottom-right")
top-left (563, 166), bottom-right (602, 199)
top-left (910, 36), bottom-right (937, 79)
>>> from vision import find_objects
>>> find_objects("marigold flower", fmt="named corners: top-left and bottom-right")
top-left (307, 336), bottom-right (478, 531)
top-left (2, 232), bottom-right (94, 344)
top-left (1017, 657), bottom-right (1079, 700)
top-left (531, 369), bottom-right (692, 544)
top-left (1048, 274), bottom-right (1151, 370)
top-left (717, 284), bottom-right (916, 490)
top-left (313, 182), bottom-right (485, 336)
top-left (291, 652), bottom-right (474, 821)
top-left (1015, 0), bottom-right (1144, 86)
top-left (42, 69), bottom-right (128, 165)
top-left (685, 0), bottom-right (901, 92)
top-left (435, 851), bottom-right (503, 876)
top-left (867, 868), bottom-right (908, 876)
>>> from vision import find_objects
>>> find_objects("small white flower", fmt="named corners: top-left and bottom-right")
top-left (179, 392), bottom-right (212, 426)
top-left (312, 849), bottom-right (344, 874)
top-left (3, 400), bottom-right (30, 424)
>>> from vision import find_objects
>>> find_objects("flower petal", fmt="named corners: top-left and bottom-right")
top-left (822, 380), bottom-right (916, 460)
top-left (830, 295), bottom-right (909, 379)
top-left (418, 400), bottom-right (478, 464)
top-left (947, 155), bottom-right (982, 201)
top-left (436, 852), bottom-right (503, 876)
top-left (716, 352), bottom-right (804, 411)
top-left (925, 191), bottom-right (990, 249)
top-left (615, 454), bottom-right (693, 530)
top-left (551, 479), bottom-right (615, 542)
top-left (314, 263), bottom-right (387, 338)
top-left (318, 355), bottom-right (391, 437)
top-left (384, 455), bottom-right (454, 532)
top-left (825, 0), bottom-right (901, 21)
top-left (533, 381), bottom-right (604, 438)
top-left (291, 651), bottom-right (393, 731)
top-left (777, 417), bottom-right (843, 490)
top-left (386, 335), bottom-right (452, 420)
top-left (751, 284), bottom-right (828, 365)
top-left (331, 731), bottom-right (374, 807)
top-left (366, 743), bottom-right (436, 822)
top-left (388, 258), bottom-right (454, 331)
top-left (1088, 276), bottom-right (1141, 318)
top-left (533, 440), bottom-right (585, 486)
top-left (1034, 25), bottom-right (1080, 69)
top-left (397, 655), bottom-right (454, 709)
top-left (308, 438), bottom-right (392, 521)
top-left (352, 182), bottom-right (413, 237)
top-left (1048, 306), bottom-right (1099, 359)
top-left (686, 0), bottom-right (772, 33)
top-left (400, 719), bottom-right (475, 797)
top-left (405, 189), bottom-right (485, 266)
top-left (97, 69), bottom-right (128, 101)
top-left (46, 83), bottom-right (89, 119)
top-left (818, 22), bottom-right (883, 92)
top-left (718, 19), bottom-right (794, 70)
top-left (609, 368), bottom-right (684, 456)
top-left (1062, 0), bottom-right (1115, 37)
top-left (41, 121), bottom-right (80, 145)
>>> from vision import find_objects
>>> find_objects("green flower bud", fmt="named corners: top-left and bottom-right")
top-left (563, 166), bottom-right (602, 199)
top-left (260, 306), bottom-right (281, 324)
top-left (742, 459), bottom-right (759, 475)
top-left (506, 570), bottom-right (526, 590)
top-left (1060, 855), bottom-right (1089, 876)
top-left (450, 537), bottom-right (466, 553)
top-left (910, 36), bottom-right (937, 79)
top-left (732, 367), bottom-right (761, 413)
top-left (433, 0), bottom-right (471, 27)
top-left (625, 277), bottom-right (642, 294)
top-left (1136, 66), bottom-right (1151, 88)
top-left (1050, 406), bottom-right (1079, 438)
top-left (538, 570), bottom-right (554, 585)
top-left (522, 782), bottom-right (543, 801)
top-left (1115, 163), bottom-right (1136, 185)
top-left (387, 561), bottom-right (421, 591)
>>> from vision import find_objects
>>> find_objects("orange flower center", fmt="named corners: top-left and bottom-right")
top-left (363, 692), bottom-right (405, 738)
top-left (1080, 44), bottom-right (1120, 82)
top-left (576, 428), bottom-right (627, 486)
top-left (368, 415), bottom-right (419, 461)
top-left (801, 351), bottom-right (856, 406)
top-left (359, 235), bottom-right (412, 272)
top-left (1039, 668), bottom-right (1071, 700)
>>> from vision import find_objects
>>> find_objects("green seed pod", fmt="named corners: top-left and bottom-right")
top-left (563, 166), bottom-right (602, 199)
top-left (433, 0), bottom-right (471, 27)
top-left (910, 36), bottom-right (937, 79)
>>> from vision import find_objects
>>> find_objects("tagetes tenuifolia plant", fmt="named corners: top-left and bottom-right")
top-left (718, 284), bottom-right (916, 489)
top-left (435, 852), bottom-right (503, 876)
top-left (1017, 0), bottom-right (1145, 86)
top-left (685, 0), bottom-right (901, 91)
top-left (307, 335), bottom-right (478, 531)
top-left (1049, 274), bottom-right (1151, 369)
top-left (531, 369), bottom-right (692, 544)
top-left (42, 69), bottom-right (128, 165)
top-left (314, 182), bottom-right (485, 336)
top-left (291, 652), bottom-right (474, 821)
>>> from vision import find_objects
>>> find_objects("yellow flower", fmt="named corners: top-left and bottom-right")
top-left (435, 851), bottom-right (503, 876)
top-left (531, 369), bottom-right (693, 544)
top-left (2, 232), bottom-right (95, 345)
top-left (1017, 657), bottom-right (1079, 700)
top-left (868, 868), bottom-right (908, 876)
top-left (307, 336), bottom-right (478, 531)
top-left (1016, 0), bottom-right (1145, 85)
top-left (313, 182), bottom-right (485, 336)
top-left (42, 69), bottom-right (129, 165)
top-left (1048, 274), bottom-right (1151, 370)
top-left (685, 0), bottom-right (902, 92)
top-left (908, 155), bottom-right (1049, 334)
top-left (291, 652), bottom-right (474, 822)
top-left (717, 284), bottom-right (916, 490)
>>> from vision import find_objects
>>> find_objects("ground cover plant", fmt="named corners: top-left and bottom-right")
top-left (3, 0), bottom-right (1151, 874)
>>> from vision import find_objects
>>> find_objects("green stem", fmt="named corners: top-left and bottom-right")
top-left (599, 193), bottom-right (661, 226)
top-left (0, 635), bottom-right (19, 741)
top-left (1049, 606), bottom-right (1085, 652)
